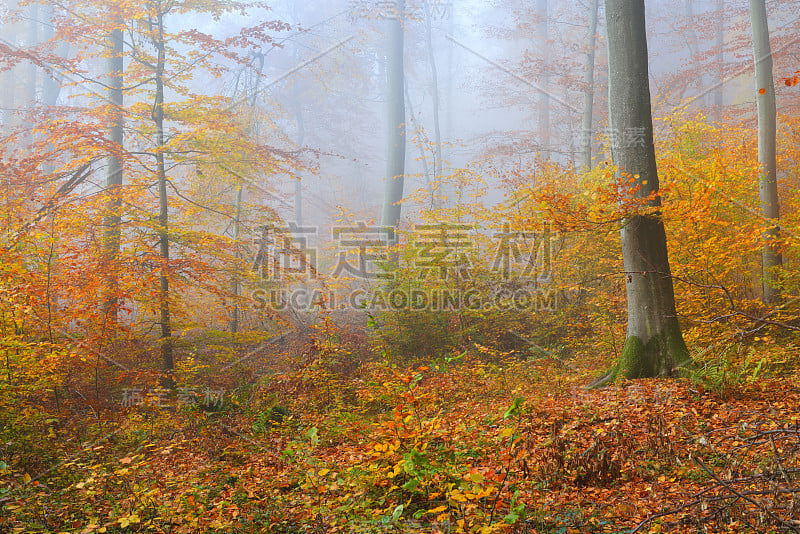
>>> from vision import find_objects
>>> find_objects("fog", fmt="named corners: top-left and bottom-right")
top-left (1, 0), bottom-right (797, 330)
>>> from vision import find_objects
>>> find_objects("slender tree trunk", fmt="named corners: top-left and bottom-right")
top-left (26, 3), bottom-right (38, 105)
top-left (423, 0), bottom-right (442, 206)
top-left (749, 0), bottom-right (781, 304)
top-left (41, 4), bottom-right (66, 107)
top-left (3, 1), bottom-right (19, 129)
top-left (442, 0), bottom-right (454, 208)
top-left (290, 3), bottom-right (303, 227)
top-left (714, 0), bottom-right (725, 119)
top-left (152, 9), bottom-right (173, 376)
top-left (294, 109), bottom-right (304, 226)
top-left (537, 0), bottom-right (550, 160)
top-left (404, 80), bottom-right (432, 206)
top-left (684, 0), bottom-right (703, 105)
top-left (103, 24), bottom-right (124, 325)
top-left (581, 0), bottom-right (599, 171)
top-left (229, 184), bottom-right (243, 333)
top-left (603, 0), bottom-right (690, 382)
top-left (380, 0), bottom-right (406, 245)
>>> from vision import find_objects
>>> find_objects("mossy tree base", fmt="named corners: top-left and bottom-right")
top-left (588, 323), bottom-right (692, 388)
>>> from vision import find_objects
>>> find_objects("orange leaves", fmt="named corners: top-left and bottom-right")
top-left (782, 71), bottom-right (800, 87)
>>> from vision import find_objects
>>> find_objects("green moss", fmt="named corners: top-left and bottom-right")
top-left (590, 324), bottom-right (692, 387)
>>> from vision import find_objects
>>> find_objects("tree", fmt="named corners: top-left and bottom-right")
top-left (380, 0), bottom-right (406, 244)
top-left (599, 0), bottom-right (690, 383)
top-left (749, 0), bottom-right (782, 304)
top-left (714, 0), bottom-right (725, 118)
top-left (102, 15), bottom-right (125, 325)
top-left (580, 0), bottom-right (599, 172)
top-left (537, 0), bottom-right (550, 160)
top-left (149, 2), bottom-right (174, 376)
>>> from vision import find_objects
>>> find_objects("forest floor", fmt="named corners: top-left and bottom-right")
top-left (2, 335), bottom-right (799, 533)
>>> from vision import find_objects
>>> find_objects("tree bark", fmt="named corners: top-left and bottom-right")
top-left (294, 108), bottom-right (303, 227)
top-left (581, 0), bottom-right (599, 172)
top-left (2, 1), bottom-right (19, 129)
top-left (423, 0), bottom-right (443, 206)
top-left (103, 23), bottom-right (124, 325)
top-left (714, 0), bottom-right (725, 119)
top-left (604, 0), bottom-right (690, 381)
top-left (749, 0), bottom-right (782, 305)
top-left (26, 3), bottom-right (38, 106)
top-left (537, 0), bottom-right (550, 160)
top-left (229, 183), bottom-right (243, 334)
top-left (41, 4), bottom-right (67, 107)
top-left (151, 7), bottom-right (173, 377)
top-left (684, 0), bottom-right (703, 106)
top-left (380, 0), bottom-right (406, 245)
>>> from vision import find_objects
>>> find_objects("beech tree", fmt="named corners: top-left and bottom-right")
top-left (598, 0), bottom-right (690, 383)
top-left (102, 15), bottom-right (125, 325)
top-left (380, 0), bottom-right (406, 244)
top-left (749, 0), bottom-right (782, 304)
top-left (537, 0), bottom-right (550, 160)
top-left (580, 0), bottom-right (599, 171)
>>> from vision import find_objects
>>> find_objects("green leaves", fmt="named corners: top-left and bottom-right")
top-left (503, 397), bottom-right (525, 420)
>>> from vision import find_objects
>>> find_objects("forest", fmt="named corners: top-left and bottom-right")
top-left (1, 0), bottom-right (799, 532)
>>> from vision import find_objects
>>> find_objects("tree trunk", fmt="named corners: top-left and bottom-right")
top-left (684, 0), bottom-right (703, 106)
top-left (41, 4), bottom-right (67, 107)
top-left (229, 183), bottom-right (243, 334)
top-left (749, 0), bottom-right (781, 305)
top-left (443, 0), bottom-right (454, 208)
top-left (581, 0), bottom-right (599, 172)
top-left (423, 0), bottom-right (443, 206)
top-left (103, 24), bottom-right (124, 325)
top-left (404, 79), bottom-right (432, 206)
top-left (604, 0), bottom-right (690, 381)
top-left (294, 109), bottom-right (304, 226)
top-left (26, 3), bottom-right (38, 106)
top-left (537, 0), bottom-right (550, 160)
top-left (152, 8), bottom-right (173, 377)
top-left (380, 0), bottom-right (406, 245)
top-left (714, 0), bottom-right (725, 119)
top-left (3, 1), bottom-right (19, 129)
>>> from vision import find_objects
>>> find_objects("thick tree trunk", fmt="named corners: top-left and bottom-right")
top-left (380, 0), bottom-right (406, 245)
top-left (152, 9), bottom-right (173, 376)
top-left (604, 0), bottom-right (690, 381)
top-left (749, 0), bottom-right (782, 305)
top-left (537, 0), bottom-right (550, 160)
top-left (103, 24), bottom-right (124, 325)
top-left (581, 0), bottom-right (599, 172)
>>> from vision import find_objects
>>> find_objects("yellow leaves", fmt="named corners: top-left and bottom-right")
top-left (75, 477), bottom-right (96, 490)
top-left (449, 489), bottom-right (468, 502)
top-left (118, 513), bottom-right (140, 528)
top-left (466, 471), bottom-right (484, 484)
top-left (500, 427), bottom-right (514, 439)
